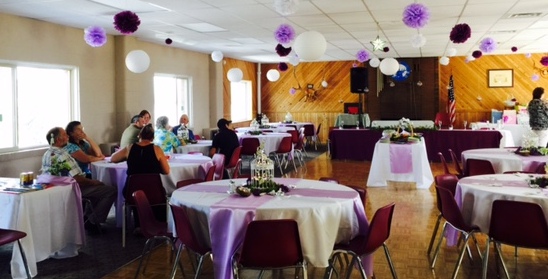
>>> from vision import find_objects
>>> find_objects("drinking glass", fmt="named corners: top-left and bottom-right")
top-left (438, 121), bottom-right (442, 130)
top-left (339, 120), bottom-right (344, 129)
top-left (463, 121), bottom-right (467, 130)
top-left (356, 121), bottom-right (360, 129)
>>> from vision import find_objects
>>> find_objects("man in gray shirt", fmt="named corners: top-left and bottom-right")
top-left (120, 115), bottom-right (145, 148)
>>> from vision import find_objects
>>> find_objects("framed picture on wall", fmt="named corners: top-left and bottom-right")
top-left (488, 69), bottom-right (513, 88)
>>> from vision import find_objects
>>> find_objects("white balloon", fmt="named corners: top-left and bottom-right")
top-left (227, 68), bottom-right (243, 82)
top-left (266, 69), bottom-right (280, 82)
top-left (369, 57), bottom-right (380, 68)
top-left (293, 31), bottom-right (326, 61)
top-left (410, 34), bottom-right (426, 48)
top-left (321, 80), bottom-right (328, 88)
top-left (125, 50), bottom-right (150, 73)
top-left (211, 50), bottom-right (223, 62)
top-left (439, 56), bottom-right (450, 66)
top-left (379, 58), bottom-right (399, 76)
top-left (446, 48), bottom-right (457, 57)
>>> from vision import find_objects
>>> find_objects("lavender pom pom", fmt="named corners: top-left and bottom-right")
top-left (289, 88), bottom-right (296, 95)
top-left (479, 37), bottom-right (496, 53)
top-left (114, 11), bottom-right (141, 35)
top-left (541, 56), bottom-right (548, 67)
top-left (449, 23), bottom-right (471, 44)
top-left (278, 62), bottom-right (289, 72)
top-left (472, 50), bottom-right (482, 59)
top-left (84, 26), bottom-right (107, 47)
top-left (402, 3), bottom-right (430, 29)
top-left (275, 44), bottom-right (292, 57)
top-left (274, 24), bottom-right (295, 44)
top-left (356, 49), bottom-right (370, 63)
top-left (532, 74), bottom-right (540, 82)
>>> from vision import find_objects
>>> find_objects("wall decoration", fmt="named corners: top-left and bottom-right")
top-left (488, 69), bottom-right (513, 88)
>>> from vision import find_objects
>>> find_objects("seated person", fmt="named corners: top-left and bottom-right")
top-left (139, 109), bottom-right (151, 125)
top-left (64, 121), bottom-right (105, 178)
top-left (210, 118), bottom-right (240, 179)
top-left (171, 114), bottom-right (195, 141)
top-left (153, 116), bottom-right (181, 153)
top-left (41, 127), bottom-right (117, 233)
top-left (111, 124), bottom-right (170, 231)
top-left (120, 115), bottom-right (145, 148)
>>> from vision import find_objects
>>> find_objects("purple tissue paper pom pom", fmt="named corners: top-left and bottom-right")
top-left (290, 88), bottom-right (296, 95)
top-left (383, 47), bottom-right (390, 52)
top-left (356, 49), bottom-right (370, 63)
top-left (511, 46), bottom-right (518, 52)
top-left (278, 62), bottom-right (289, 72)
top-left (402, 3), bottom-right (430, 29)
top-left (532, 74), bottom-right (540, 82)
top-left (472, 50), bottom-right (482, 59)
top-left (274, 24), bottom-right (295, 44)
top-left (479, 37), bottom-right (496, 53)
top-left (449, 23), bottom-right (471, 44)
top-left (275, 44), bottom-right (292, 57)
top-left (114, 10), bottom-right (141, 35)
top-left (165, 38), bottom-right (173, 45)
top-left (84, 26), bottom-right (107, 47)
top-left (541, 56), bottom-right (548, 67)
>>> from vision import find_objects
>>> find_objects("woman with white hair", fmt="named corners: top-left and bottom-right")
top-left (153, 116), bottom-right (181, 153)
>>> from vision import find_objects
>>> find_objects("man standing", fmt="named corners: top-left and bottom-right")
top-left (120, 115), bottom-right (145, 148)
top-left (210, 118), bottom-right (240, 178)
top-left (171, 114), bottom-right (195, 141)
top-left (42, 127), bottom-right (117, 233)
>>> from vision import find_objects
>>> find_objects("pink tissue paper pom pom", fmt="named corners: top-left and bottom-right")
top-left (113, 10), bottom-right (141, 35)
top-left (402, 3), bottom-right (430, 29)
top-left (84, 26), bottom-right (107, 47)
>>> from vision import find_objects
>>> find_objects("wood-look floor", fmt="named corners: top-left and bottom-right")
top-left (102, 152), bottom-right (548, 279)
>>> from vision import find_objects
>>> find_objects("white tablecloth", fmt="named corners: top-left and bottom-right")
top-left (471, 123), bottom-right (530, 146)
top-left (175, 140), bottom-right (211, 155)
top-left (91, 154), bottom-right (212, 227)
top-left (236, 132), bottom-right (291, 154)
top-left (371, 120), bottom-right (435, 128)
top-left (277, 122), bottom-right (313, 131)
top-left (0, 178), bottom-right (84, 279)
top-left (461, 148), bottom-right (548, 174)
top-left (235, 127), bottom-right (295, 133)
top-left (169, 178), bottom-right (369, 279)
top-left (367, 140), bottom-right (434, 189)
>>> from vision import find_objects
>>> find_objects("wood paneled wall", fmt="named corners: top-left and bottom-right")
top-left (222, 54), bottom-right (548, 139)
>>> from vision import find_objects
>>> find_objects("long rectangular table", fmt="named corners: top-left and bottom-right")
top-left (329, 128), bottom-right (503, 162)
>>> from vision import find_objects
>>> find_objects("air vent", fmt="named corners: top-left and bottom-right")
top-left (488, 30), bottom-right (517, 34)
top-left (508, 12), bottom-right (542, 18)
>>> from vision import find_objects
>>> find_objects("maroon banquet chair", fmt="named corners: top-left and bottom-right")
top-left (0, 228), bottom-right (31, 279)
top-left (427, 174), bottom-right (459, 257)
top-left (438, 152), bottom-right (452, 175)
top-left (482, 200), bottom-right (548, 279)
top-left (270, 136), bottom-right (295, 175)
top-left (232, 219), bottom-right (307, 279)
top-left (240, 137), bottom-right (260, 169)
top-left (225, 146), bottom-right (242, 179)
top-left (464, 159), bottom-right (495, 177)
top-left (434, 112), bottom-right (450, 129)
top-left (448, 149), bottom-right (464, 178)
top-left (302, 124), bottom-right (317, 150)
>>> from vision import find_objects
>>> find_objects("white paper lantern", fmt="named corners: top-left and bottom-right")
top-left (410, 34), bottom-right (426, 48)
top-left (321, 80), bottom-right (328, 88)
top-left (266, 69), bottom-right (280, 82)
top-left (125, 50), bottom-right (150, 73)
top-left (439, 56), bottom-right (450, 66)
top-left (369, 57), bottom-right (380, 68)
top-left (293, 31), bottom-right (326, 61)
top-left (446, 48), bottom-right (457, 57)
top-left (227, 68), bottom-right (243, 82)
top-left (288, 52), bottom-right (300, 66)
top-left (379, 58), bottom-right (399, 76)
top-left (211, 50), bottom-right (223, 62)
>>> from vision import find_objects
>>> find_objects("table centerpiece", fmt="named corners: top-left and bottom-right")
top-left (387, 118), bottom-right (423, 143)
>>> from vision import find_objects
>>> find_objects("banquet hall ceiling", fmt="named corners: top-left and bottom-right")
top-left (1, 0), bottom-right (547, 63)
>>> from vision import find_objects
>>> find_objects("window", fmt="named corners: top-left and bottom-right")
top-left (0, 64), bottom-right (78, 152)
top-left (153, 75), bottom-right (192, 128)
top-left (230, 80), bottom-right (252, 122)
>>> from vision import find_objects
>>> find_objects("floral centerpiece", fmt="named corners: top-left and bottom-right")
top-left (388, 118), bottom-right (423, 143)
top-left (49, 156), bottom-right (72, 176)
top-left (234, 142), bottom-right (289, 197)
top-left (529, 176), bottom-right (548, 188)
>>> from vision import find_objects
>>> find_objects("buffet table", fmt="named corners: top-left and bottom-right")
top-left (367, 140), bottom-right (433, 189)
top-left (329, 129), bottom-right (503, 162)
top-left (91, 154), bottom-right (212, 227)
top-left (169, 178), bottom-right (369, 279)
top-left (334, 113), bottom-right (370, 128)
top-left (371, 120), bottom-right (435, 128)
top-left (0, 176), bottom-right (85, 279)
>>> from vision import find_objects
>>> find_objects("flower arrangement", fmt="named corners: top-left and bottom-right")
top-left (529, 176), bottom-right (548, 188)
top-left (49, 156), bottom-right (72, 176)
top-left (515, 146), bottom-right (548, 156)
top-left (388, 118), bottom-right (423, 143)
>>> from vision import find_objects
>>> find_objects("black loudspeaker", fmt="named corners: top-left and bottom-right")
top-left (350, 67), bottom-right (368, 93)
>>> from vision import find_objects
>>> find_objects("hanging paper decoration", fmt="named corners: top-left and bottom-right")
top-left (274, 0), bottom-right (299, 16)
top-left (84, 26), bottom-right (107, 47)
top-left (446, 48), bottom-right (457, 57)
top-left (278, 62), bottom-right (289, 72)
top-left (289, 88), bottom-right (297, 95)
top-left (370, 36), bottom-right (386, 51)
top-left (392, 62), bottom-right (411, 82)
top-left (275, 44), bottom-right (292, 57)
top-left (356, 49), bottom-right (370, 63)
top-left (439, 56), bottom-right (450, 66)
top-left (383, 47), bottom-right (390, 52)
top-left (511, 46), bottom-right (518, 52)
top-left (541, 56), bottom-right (548, 67)
top-left (274, 24), bottom-right (296, 45)
top-left (165, 38), bottom-right (172, 45)
top-left (114, 11), bottom-right (141, 35)
top-left (479, 37), bottom-right (496, 53)
top-left (402, 3), bottom-right (430, 29)
top-left (449, 23), bottom-right (471, 44)
top-left (266, 69), bottom-right (280, 82)
top-left (472, 50), bottom-right (483, 59)
top-left (410, 34), bottom-right (426, 48)
top-left (211, 51), bottom-right (224, 62)
top-left (532, 74), bottom-right (540, 82)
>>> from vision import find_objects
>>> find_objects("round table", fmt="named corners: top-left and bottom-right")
top-left (91, 154), bottom-right (212, 227)
top-left (169, 178), bottom-right (369, 279)
top-left (461, 148), bottom-right (548, 173)
top-left (235, 126), bottom-right (295, 133)
top-left (236, 132), bottom-right (291, 154)
top-left (175, 140), bottom-right (211, 155)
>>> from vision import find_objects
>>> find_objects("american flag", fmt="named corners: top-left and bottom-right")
top-left (448, 75), bottom-right (456, 125)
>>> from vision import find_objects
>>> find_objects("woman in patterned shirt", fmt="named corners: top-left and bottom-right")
top-left (153, 116), bottom-right (181, 154)
top-left (64, 121), bottom-right (105, 178)
top-left (528, 87), bottom-right (548, 147)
